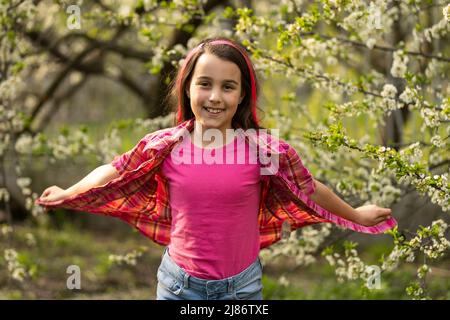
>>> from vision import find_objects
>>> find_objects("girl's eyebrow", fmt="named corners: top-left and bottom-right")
top-left (196, 76), bottom-right (238, 85)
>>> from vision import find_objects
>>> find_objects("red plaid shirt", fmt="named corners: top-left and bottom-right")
top-left (36, 119), bottom-right (397, 249)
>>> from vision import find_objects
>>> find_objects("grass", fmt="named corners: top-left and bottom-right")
top-left (0, 220), bottom-right (449, 300)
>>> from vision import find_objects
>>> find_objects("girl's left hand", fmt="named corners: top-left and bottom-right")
top-left (354, 204), bottom-right (392, 226)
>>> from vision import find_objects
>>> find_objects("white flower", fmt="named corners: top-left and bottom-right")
top-left (16, 177), bottom-right (31, 188)
top-left (69, 72), bottom-right (82, 85)
top-left (0, 188), bottom-right (10, 202)
top-left (367, 2), bottom-right (382, 30)
top-left (366, 38), bottom-right (376, 49)
top-left (405, 253), bottom-right (415, 262)
top-left (420, 108), bottom-right (440, 127)
top-left (118, 4), bottom-right (131, 16)
top-left (423, 18), bottom-right (447, 43)
top-left (381, 84), bottom-right (397, 99)
top-left (328, 0), bottom-right (339, 6)
top-left (409, 237), bottom-right (421, 248)
top-left (326, 56), bottom-right (337, 65)
top-left (12, 268), bottom-right (26, 282)
top-left (302, 38), bottom-right (328, 57)
top-left (25, 233), bottom-right (36, 246)
top-left (391, 51), bottom-right (409, 78)
top-left (15, 134), bottom-right (33, 154)
top-left (108, 254), bottom-right (124, 264)
top-left (1, 225), bottom-right (13, 236)
top-left (425, 59), bottom-right (439, 78)
top-left (430, 135), bottom-right (445, 148)
top-left (278, 275), bottom-right (290, 287)
top-left (444, 4), bottom-right (450, 21)
top-left (399, 87), bottom-right (416, 105)
top-left (325, 255), bottom-right (336, 266)
top-left (4, 249), bottom-right (18, 261)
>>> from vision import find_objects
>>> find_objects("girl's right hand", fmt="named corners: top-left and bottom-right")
top-left (38, 185), bottom-right (70, 203)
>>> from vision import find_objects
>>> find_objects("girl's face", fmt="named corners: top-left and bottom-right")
top-left (186, 53), bottom-right (245, 134)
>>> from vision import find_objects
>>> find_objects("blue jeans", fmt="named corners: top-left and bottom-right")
top-left (156, 247), bottom-right (264, 300)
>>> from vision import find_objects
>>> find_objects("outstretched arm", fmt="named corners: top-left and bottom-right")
top-left (309, 179), bottom-right (392, 227)
top-left (38, 164), bottom-right (120, 203)
top-left (64, 164), bottom-right (120, 196)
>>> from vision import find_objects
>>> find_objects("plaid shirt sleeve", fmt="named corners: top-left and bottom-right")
top-left (280, 142), bottom-right (316, 196)
top-left (110, 133), bottom-right (154, 176)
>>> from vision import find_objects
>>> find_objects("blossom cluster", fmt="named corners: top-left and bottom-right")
top-left (260, 224), bottom-right (332, 287)
top-left (322, 241), bottom-right (381, 289)
top-left (108, 248), bottom-right (147, 267)
top-left (3, 249), bottom-right (28, 282)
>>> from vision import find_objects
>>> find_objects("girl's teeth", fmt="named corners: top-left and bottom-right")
top-left (205, 107), bottom-right (223, 114)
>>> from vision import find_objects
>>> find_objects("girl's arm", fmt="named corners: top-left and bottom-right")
top-left (64, 164), bottom-right (120, 196)
top-left (39, 164), bottom-right (120, 202)
top-left (309, 179), bottom-right (392, 227)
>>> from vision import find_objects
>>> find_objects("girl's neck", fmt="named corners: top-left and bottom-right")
top-left (191, 121), bottom-right (232, 148)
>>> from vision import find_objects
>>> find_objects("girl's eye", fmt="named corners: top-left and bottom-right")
top-left (197, 83), bottom-right (234, 90)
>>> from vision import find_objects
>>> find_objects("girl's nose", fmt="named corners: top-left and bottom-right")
top-left (209, 87), bottom-right (221, 103)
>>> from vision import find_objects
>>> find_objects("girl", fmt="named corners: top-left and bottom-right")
top-left (36, 37), bottom-right (397, 300)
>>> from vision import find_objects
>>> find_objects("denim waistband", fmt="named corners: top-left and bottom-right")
top-left (159, 247), bottom-right (262, 294)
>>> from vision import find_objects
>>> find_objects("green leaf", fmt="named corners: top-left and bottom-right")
top-left (223, 6), bottom-right (235, 19)
top-left (181, 24), bottom-right (195, 33)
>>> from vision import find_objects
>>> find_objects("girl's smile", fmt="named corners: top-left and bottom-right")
top-left (203, 106), bottom-right (225, 114)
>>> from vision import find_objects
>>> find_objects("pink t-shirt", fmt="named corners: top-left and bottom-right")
top-left (161, 133), bottom-right (261, 280)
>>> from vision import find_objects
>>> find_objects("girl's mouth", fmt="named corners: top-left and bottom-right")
top-left (203, 107), bottom-right (225, 114)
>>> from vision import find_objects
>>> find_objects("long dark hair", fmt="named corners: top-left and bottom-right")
top-left (164, 37), bottom-right (262, 129)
